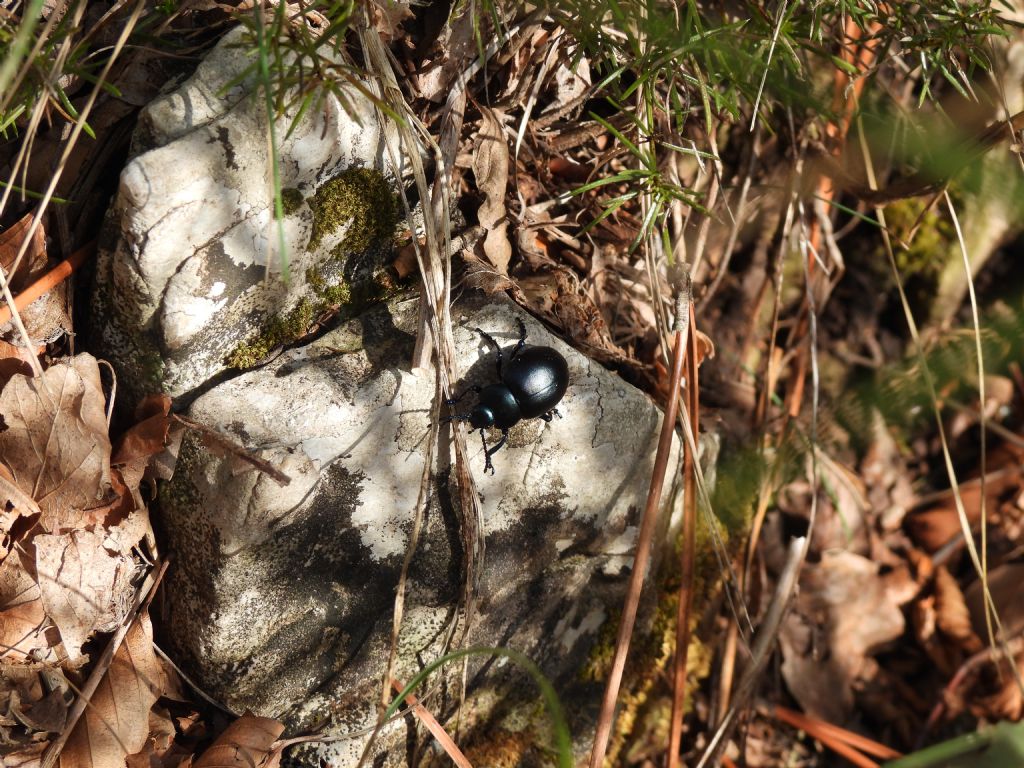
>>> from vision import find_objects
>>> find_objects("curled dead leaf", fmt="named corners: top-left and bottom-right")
top-left (368, 0), bottom-right (413, 42)
top-left (0, 211), bottom-right (46, 286)
top-left (192, 712), bottom-right (285, 768)
top-left (933, 565), bottom-right (983, 655)
top-left (111, 395), bottom-right (172, 468)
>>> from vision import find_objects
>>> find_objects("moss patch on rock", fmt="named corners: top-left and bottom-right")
top-left (225, 168), bottom-right (401, 370)
top-left (307, 167), bottom-right (398, 254)
top-left (280, 187), bottom-right (304, 216)
top-left (306, 265), bottom-right (351, 306)
top-left (227, 298), bottom-right (316, 368)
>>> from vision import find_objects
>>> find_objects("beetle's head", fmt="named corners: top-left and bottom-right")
top-left (469, 405), bottom-right (494, 430)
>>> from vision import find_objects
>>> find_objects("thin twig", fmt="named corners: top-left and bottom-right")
top-left (774, 705), bottom-right (901, 760)
top-left (697, 537), bottom-right (805, 768)
top-left (589, 277), bottom-right (690, 768)
top-left (0, 241), bottom-right (94, 327)
top-left (171, 415), bottom-right (292, 486)
top-left (389, 677), bottom-right (473, 768)
top-left (667, 302), bottom-right (700, 768)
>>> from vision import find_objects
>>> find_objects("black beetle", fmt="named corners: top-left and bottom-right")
top-left (447, 318), bottom-right (569, 474)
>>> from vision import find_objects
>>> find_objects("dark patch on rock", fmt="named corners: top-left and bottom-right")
top-left (197, 240), bottom-right (264, 298)
top-left (213, 125), bottom-right (238, 170)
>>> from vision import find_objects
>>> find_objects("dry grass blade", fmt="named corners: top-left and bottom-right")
top-left (667, 303), bottom-right (700, 768)
top-left (697, 537), bottom-right (805, 768)
top-left (389, 678), bottom-right (473, 768)
top-left (855, 114), bottom-right (1022, 693)
top-left (943, 191), bottom-right (990, 645)
top-left (589, 281), bottom-right (690, 768)
top-left (354, 9), bottom-right (487, 766)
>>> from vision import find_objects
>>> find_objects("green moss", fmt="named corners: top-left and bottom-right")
top-left (227, 298), bottom-right (316, 368)
top-left (225, 170), bottom-right (399, 370)
top-left (307, 167), bottom-right (398, 254)
top-left (280, 187), bottom-right (304, 216)
top-left (306, 265), bottom-right (352, 306)
top-left (885, 197), bottom-right (954, 279)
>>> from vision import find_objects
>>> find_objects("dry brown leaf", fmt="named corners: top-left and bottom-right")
top-left (192, 712), bottom-right (285, 768)
top-left (126, 705), bottom-right (185, 768)
top-left (473, 108), bottom-right (512, 275)
top-left (111, 395), bottom-right (172, 468)
top-left (779, 550), bottom-right (905, 723)
top-left (0, 463), bottom-right (40, 559)
top-left (0, 552), bottom-right (50, 660)
top-left (966, 561), bottom-right (1024, 641)
top-left (0, 212), bottom-right (46, 285)
top-left (413, 8), bottom-right (477, 103)
top-left (934, 565), bottom-right (983, 655)
top-left (58, 613), bottom-right (164, 768)
top-left (461, 248), bottom-right (518, 296)
top-left (545, 55), bottom-right (591, 117)
top-left (0, 355), bottom-right (113, 532)
top-left (368, 0), bottom-right (413, 42)
top-left (35, 530), bottom-right (135, 662)
top-left (3, 740), bottom-right (47, 766)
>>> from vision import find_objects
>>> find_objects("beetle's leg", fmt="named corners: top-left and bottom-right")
top-left (511, 317), bottom-right (528, 359)
top-left (475, 328), bottom-right (504, 378)
top-left (540, 408), bottom-right (562, 422)
top-left (483, 429), bottom-right (509, 474)
top-left (479, 429), bottom-right (493, 474)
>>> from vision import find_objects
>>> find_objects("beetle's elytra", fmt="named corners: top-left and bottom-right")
top-left (446, 318), bottom-right (569, 474)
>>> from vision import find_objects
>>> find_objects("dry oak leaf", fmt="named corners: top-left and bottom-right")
top-left (35, 530), bottom-right (136, 663)
top-left (58, 612), bottom-right (164, 768)
top-left (0, 551), bottom-right (50, 661)
top-left (192, 712), bottom-right (285, 768)
top-left (0, 354), bottom-right (112, 532)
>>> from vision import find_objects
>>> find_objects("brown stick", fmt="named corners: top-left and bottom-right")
top-left (172, 415), bottom-right (292, 486)
top-left (0, 241), bottom-right (93, 327)
top-left (667, 305), bottom-right (700, 767)
top-left (390, 677), bottom-right (473, 768)
top-left (588, 287), bottom-right (691, 768)
top-left (774, 706), bottom-right (901, 760)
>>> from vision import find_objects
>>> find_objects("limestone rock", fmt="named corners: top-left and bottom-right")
top-left (90, 26), bottom-right (403, 405)
top-left (160, 295), bottom-right (680, 765)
